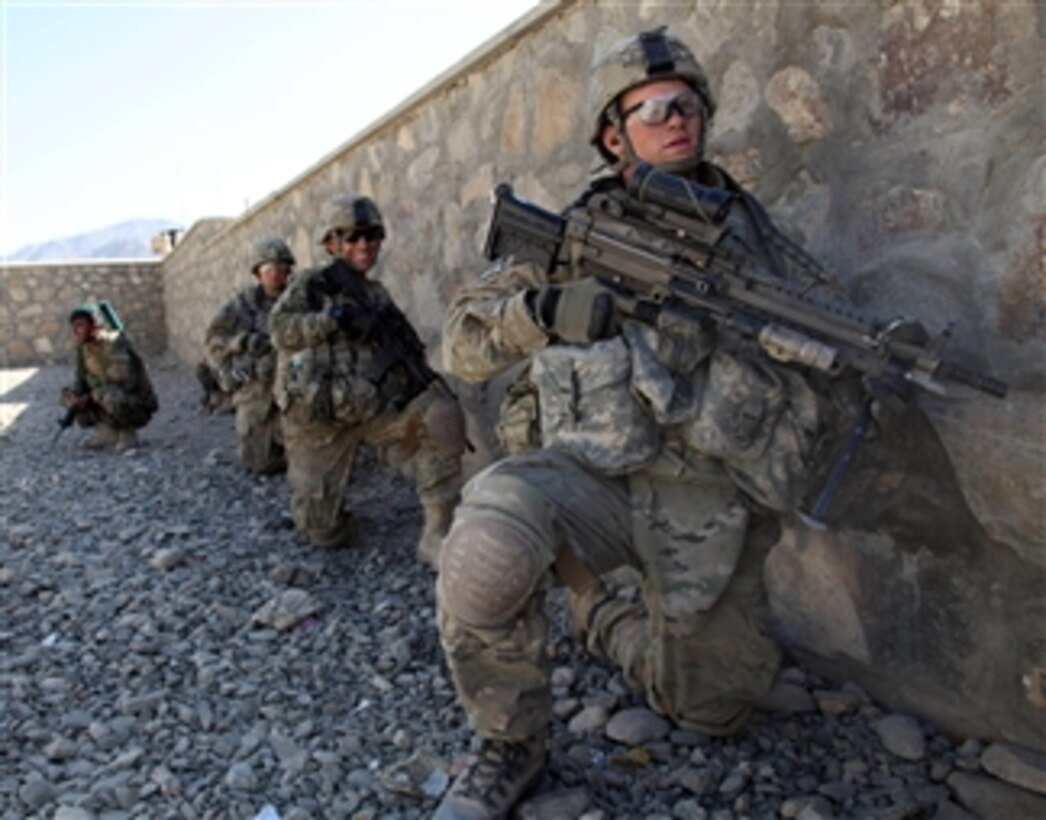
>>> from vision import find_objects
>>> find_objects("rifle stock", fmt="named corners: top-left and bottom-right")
top-left (483, 172), bottom-right (1008, 525)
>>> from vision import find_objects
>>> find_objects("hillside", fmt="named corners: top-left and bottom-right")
top-left (5, 218), bottom-right (181, 262)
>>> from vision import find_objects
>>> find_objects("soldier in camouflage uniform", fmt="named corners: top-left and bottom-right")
top-left (60, 306), bottom-right (158, 451)
top-left (204, 237), bottom-right (295, 474)
top-left (434, 28), bottom-right (839, 818)
top-left (270, 195), bottom-right (466, 562)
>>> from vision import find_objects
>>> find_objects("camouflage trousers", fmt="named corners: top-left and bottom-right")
top-left (61, 386), bottom-right (153, 431)
top-left (281, 381), bottom-right (465, 549)
top-left (437, 448), bottom-right (781, 741)
top-left (232, 381), bottom-right (285, 475)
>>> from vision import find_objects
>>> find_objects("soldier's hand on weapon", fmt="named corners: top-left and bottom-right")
top-left (863, 373), bottom-right (914, 429)
top-left (329, 304), bottom-right (377, 342)
top-left (531, 277), bottom-right (618, 344)
top-left (864, 318), bottom-right (930, 427)
top-left (231, 366), bottom-right (252, 386)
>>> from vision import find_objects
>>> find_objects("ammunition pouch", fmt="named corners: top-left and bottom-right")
top-left (496, 368), bottom-right (541, 455)
top-left (683, 350), bottom-right (822, 512)
top-left (277, 348), bottom-right (334, 423)
top-left (531, 335), bottom-right (659, 474)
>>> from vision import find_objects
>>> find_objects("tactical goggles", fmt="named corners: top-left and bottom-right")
top-left (620, 90), bottom-right (703, 126)
top-left (258, 261), bottom-right (292, 272)
top-left (337, 226), bottom-right (385, 244)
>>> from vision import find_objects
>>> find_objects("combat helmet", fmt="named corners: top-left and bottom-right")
top-left (317, 194), bottom-right (385, 246)
top-left (589, 26), bottom-right (715, 169)
top-left (251, 237), bottom-right (295, 274)
top-left (68, 306), bottom-right (97, 325)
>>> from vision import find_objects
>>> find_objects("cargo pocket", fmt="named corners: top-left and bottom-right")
top-left (531, 336), bottom-right (658, 474)
top-left (331, 375), bottom-right (381, 425)
top-left (496, 370), bottom-right (541, 455)
top-left (684, 351), bottom-right (820, 512)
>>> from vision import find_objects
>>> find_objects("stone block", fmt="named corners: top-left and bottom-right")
top-left (765, 66), bottom-right (832, 144)
top-left (980, 742), bottom-right (1046, 796)
top-left (534, 66), bottom-right (579, 154)
top-left (766, 406), bottom-right (1046, 752)
top-left (947, 771), bottom-right (1046, 819)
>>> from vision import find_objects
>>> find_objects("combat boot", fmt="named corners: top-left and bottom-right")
top-left (83, 424), bottom-right (117, 449)
top-left (417, 498), bottom-right (457, 569)
top-left (556, 545), bottom-right (610, 641)
top-left (308, 513), bottom-right (359, 550)
top-left (114, 429), bottom-right (139, 452)
top-left (434, 733), bottom-right (546, 820)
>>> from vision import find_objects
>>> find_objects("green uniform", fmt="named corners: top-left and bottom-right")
top-left (205, 284), bottom-right (284, 474)
top-left (437, 165), bottom-right (831, 739)
top-left (270, 259), bottom-right (465, 549)
top-left (62, 329), bottom-right (157, 433)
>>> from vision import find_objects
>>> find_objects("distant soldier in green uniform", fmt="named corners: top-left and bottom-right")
top-left (205, 238), bottom-right (295, 474)
top-left (434, 28), bottom-right (838, 818)
top-left (60, 305), bottom-right (158, 452)
top-left (270, 195), bottom-right (466, 563)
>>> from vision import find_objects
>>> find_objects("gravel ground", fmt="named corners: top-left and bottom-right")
top-left (0, 362), bottom-right (1020, 819)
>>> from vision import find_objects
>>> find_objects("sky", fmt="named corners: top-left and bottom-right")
top-left (0, 0), bottom-right (540, 256)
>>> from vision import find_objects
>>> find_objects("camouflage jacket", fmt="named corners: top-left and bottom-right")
top-left (444, 163), bottom-right (831, 513)
top-left (205, 284), bottom-right (279, 393)
top-left (269, 259), bottom-right (430, 424)
top-left (71, 329), bottom-right (158, 413)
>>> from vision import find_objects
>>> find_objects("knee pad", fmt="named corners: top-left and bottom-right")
top-left (438, 513), bottom-right (545, 629)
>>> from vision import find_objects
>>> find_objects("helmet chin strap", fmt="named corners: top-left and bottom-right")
top-left (602, 108), bottom-right (634, 175)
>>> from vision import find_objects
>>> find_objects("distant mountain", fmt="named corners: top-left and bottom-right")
top-left (5, 219), bottom-right (182, 262)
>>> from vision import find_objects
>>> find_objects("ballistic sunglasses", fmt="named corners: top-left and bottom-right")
top-left (337, 226), bottom-right (385, 244)
top-left (621, 90), bottom-right (703, 126)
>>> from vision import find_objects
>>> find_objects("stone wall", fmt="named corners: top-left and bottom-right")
top-left (157, 0), bottom-right (1044, 556)
top-left (160, 218), bottom-right (234, 369)
top-left (0, 260), bottom-right (166, 367)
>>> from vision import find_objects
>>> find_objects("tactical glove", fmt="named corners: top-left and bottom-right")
top-left (329, 304), bottom-right (378, 342)
top-left (865, 373), bottom-right (913, 429)
top-left (532, 277), bottom-right (617, 344)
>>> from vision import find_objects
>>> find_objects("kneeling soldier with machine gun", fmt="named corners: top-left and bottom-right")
top-left (432, 26), bottom-right (1007, 820)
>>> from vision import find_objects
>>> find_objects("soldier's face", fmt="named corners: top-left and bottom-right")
top-left (257, 262), bottom-right (291, 298)
top-left (338, 229), bottom-right (383, 275)
top-left (70, 317), bottom-right (96, 344)
top-left (601, 78), bottom-right (704, 169)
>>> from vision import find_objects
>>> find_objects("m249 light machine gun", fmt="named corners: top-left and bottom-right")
top-left (483, 165), bottom-right (1008, 527)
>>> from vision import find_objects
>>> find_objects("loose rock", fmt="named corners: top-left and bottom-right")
top-left (0, 365), bottom-right (1039, 818)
